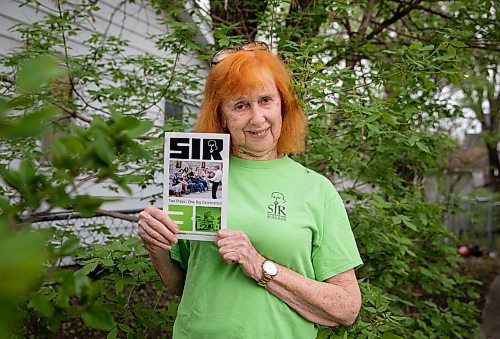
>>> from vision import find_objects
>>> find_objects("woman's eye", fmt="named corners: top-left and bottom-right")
top-left (234, 103), bottom-right (248, 110)
top-left (261, 97), bottom-right (273, 104)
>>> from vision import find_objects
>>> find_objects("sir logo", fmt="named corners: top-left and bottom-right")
top-left (169, 137), bottom-right (223, 160)
top-left (267, 192), bottom-right (287, 221)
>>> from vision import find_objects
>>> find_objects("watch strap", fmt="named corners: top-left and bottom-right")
top-left (257, 260), bottom-right (276, 288)
top-left (257, 271), bottom-right (273, 287)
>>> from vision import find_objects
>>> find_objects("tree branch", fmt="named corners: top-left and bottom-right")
top-left (416, 5), bottom-right (452, 20)
top-left (365, 1), bottom-right (423, 41)
top-left (0, 75), bottom-right (14, 84)
top-left (54, 103), bottom-right (92, 123)
top-left (358, 0), bottom-right (375, 35)
top-left (96, 209), bottom-right (138, 222)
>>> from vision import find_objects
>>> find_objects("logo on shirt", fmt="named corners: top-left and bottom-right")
top-left (267, 192), bottom-right (287, 221)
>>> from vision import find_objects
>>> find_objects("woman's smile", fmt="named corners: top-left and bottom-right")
top-left (246, 127), bottom-right (270, 138)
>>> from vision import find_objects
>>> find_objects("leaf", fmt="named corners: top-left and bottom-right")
top-left (392, 216), bottom-right (402, 224)
top-left (125, 119), bottom-right (153, 139)
top-left (107, 328), bottom-right (118, 339)
top-left (16, 55), bottom-right (67, 94)
top-left (115, 280), bottom-right (125, 293)
top-left (144, 138), bottom-right (164, 149)
top-left (365, 306), bottom-right (377, 313)
top-left (73, 272), bottom-right (90, 297)
top-left (118, 323), bottom-right (131, 332)
top-left (446, 45), bottom-right (456, 57)
top-left (366, 123), bottom-right (380, 133)
top-left (316, 328), bottom-right (331, 339)
top-left (76, 262), bottom-right (98, 276)
top-left (0, 97), bottom-right (9, 114)
top-left (449, 40), bottom-right (467, 48)
top-left (402, 218), bottom-right (418, 232)
top-left (416, 142), bottom-right (430, 153)
top-left (94, 135), bottom-right (114, 165)
top-left (82, 305), bottom-right (115, 330)
top-left (100, 258), bottom-right (114, 267)
top-left (73, 195), bottom-right (103, 217)
top-left (19, 159), bottom-right (36, 183)
top-left (30, 294), bottom-right (54, 317)
top-left (59, 237), bottom-right (80, 256)
top-left (0, 107), bottom-right (58, 139)
top-left (409, 42), bottom-right (423, 50)
top-left (0, 231), bottom-right (47, 300)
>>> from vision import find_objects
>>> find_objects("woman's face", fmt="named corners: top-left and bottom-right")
top-left (220, 69), bottom-right (282, 161)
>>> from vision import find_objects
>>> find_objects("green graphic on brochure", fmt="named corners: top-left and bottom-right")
top-left (195, 206), bottom-right (221, 232)
top-left (169, 204), bottom-right (193, 231)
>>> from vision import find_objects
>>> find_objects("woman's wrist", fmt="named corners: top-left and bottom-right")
top-left (251, 253), bottom-right (266, 282)
top-left (146, 244), bottom-right (170, 259)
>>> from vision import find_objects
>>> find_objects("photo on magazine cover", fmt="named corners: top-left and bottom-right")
top-left (195, 206), bottom-right (221, 232)
top-left (168, 160), bottom-right (224, 200)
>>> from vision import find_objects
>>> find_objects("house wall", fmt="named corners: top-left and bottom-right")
top-left (1, 0), bottom-right (209, 211)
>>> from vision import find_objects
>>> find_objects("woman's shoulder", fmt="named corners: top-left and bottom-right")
top-left (286, 158), bottom-right (334, 187)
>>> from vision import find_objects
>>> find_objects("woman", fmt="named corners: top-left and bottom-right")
top-left (138, 42), bottom-right (363, 338)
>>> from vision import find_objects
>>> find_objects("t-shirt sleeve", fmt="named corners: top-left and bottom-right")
top-left (169, 239), bottom-right (190, 271)
top-left (311, 184), bottom-right (363, 282)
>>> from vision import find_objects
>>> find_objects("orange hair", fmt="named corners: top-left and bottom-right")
top-left (194, 49), bottom-right (307, 155)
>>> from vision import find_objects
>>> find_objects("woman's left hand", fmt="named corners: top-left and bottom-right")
top-left (215, 229), bottom-right (265, 281)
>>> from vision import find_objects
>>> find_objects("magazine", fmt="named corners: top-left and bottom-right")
top-left (163, 132), bottom-right (230, 241)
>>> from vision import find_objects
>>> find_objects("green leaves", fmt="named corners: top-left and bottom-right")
top-left (0, 106), bottom-right (58, 139)
top-left (30, 294), bottom-right (54, 318)
top-left (82, 305), bottom-right (115, 330)
top-left (16, 55), bottom-right (67, 94)
top-left (0, 230), bottom-right (48, 298)
top-left (0, 228), bottom-right (49, 337)
top-left (58, 236), bottom-right (81, 256)
top-left (73, 195), bottom-right (105, 217)
top-left (392, 215), bottom-right (418, 232)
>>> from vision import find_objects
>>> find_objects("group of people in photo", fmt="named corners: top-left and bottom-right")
top-left (169, 163), bottom-right (222, 199)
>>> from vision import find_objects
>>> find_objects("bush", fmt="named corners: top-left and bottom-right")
top-left (1, 0), bottom-right (490, 338)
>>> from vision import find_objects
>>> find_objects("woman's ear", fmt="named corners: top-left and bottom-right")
top-left (218, 110), bottom-right (228, 131)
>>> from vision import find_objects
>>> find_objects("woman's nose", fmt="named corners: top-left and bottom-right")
top-left (249, 105), bottom-right (266, 125)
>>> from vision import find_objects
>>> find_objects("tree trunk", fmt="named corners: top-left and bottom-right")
top-left (485, 138), bottom-right (500, 192)
top-left (483, 80), bottom-right (499, 192)
top-left (209, 0), bottom-right (267, 41)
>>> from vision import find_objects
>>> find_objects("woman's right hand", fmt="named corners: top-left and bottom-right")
top-left (138, 206), bottom-right (179, 252)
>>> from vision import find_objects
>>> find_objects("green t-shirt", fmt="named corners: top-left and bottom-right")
top-left (170, 156), bottom-right (362, 338)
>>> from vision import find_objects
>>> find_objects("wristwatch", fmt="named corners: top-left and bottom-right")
top-left (258, 260), bottom-right (278, 288)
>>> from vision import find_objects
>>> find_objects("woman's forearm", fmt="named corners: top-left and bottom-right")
top-left (265, 267), bottom-right (361, 326)
top-left (215, 229), bottom-right (361, 326)
top-left (147, 247), bottom-right (186, 296)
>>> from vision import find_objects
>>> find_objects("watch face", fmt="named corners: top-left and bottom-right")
top-left (263, 261), bottom-right (278, 276)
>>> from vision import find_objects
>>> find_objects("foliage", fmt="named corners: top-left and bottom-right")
top-left (1, 0), bottom-right (497, 338)
top-left (21, 236), bottom-right (177, 338)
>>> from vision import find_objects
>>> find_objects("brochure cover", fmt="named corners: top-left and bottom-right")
top-left (163, 132), bottom-right (230, 241)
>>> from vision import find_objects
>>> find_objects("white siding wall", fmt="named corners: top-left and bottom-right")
top-left (1, 0), bottom-right (209, 211)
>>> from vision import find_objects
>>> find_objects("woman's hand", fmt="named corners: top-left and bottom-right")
top-left (215, 229), bottom-right (265, 281)
top-left (138, 206), bottom-right (186, 295)
top-left (138, 206), bottom-right (179, 253)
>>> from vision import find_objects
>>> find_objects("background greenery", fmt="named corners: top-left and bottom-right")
top-left (0, 0), bottom-right (498, 338)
